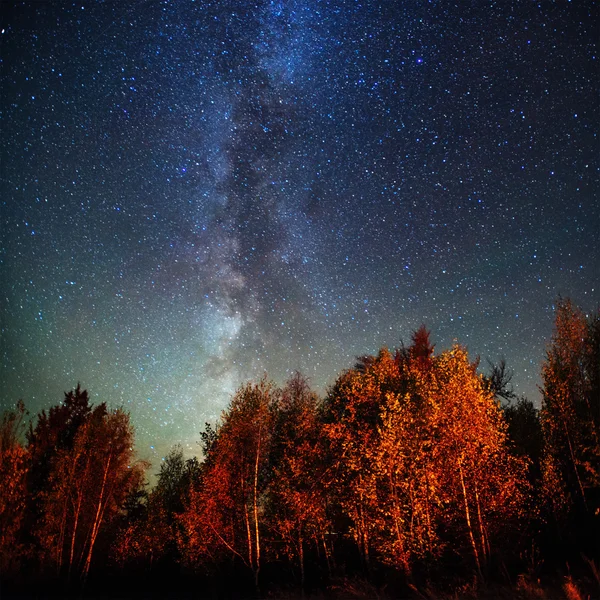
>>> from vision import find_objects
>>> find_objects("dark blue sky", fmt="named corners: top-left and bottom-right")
top-left (1, 0), bottom-right (598, 463)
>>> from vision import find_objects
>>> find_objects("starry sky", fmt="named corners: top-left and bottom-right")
top-left (1, 0), bottom-right (598, 464)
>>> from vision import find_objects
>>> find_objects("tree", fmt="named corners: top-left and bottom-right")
top-left (322, 332), bottom-right (529, 583)
top-left (180, 378), bottom-right (276, 588)
top-left (25, 385), bottom-right (94, 565)
top-left (430, 347), bottom-right (529, 579)
top-left (409, 324), bottom-right (435, 366)
top-left (0, 401), bottom-right (29, 575)
top-left (484, 359), bottom-right (542, 487)
top-left (112, 485), bottom-right (171, 573)
top-left (484, 358), bottom-right (517, 402)
top-left (269, 373), bottom-right (330, 588)
top-left (154, 445), bottom-right (200, 517)
top-left (373, 351), bottom-right (441, 576)
top-left (114, 445), bottom-right (200, 570)
top-left (35, 397), bottom-right (145, 583)
top-left (540, 300), bottom-right (600, 539)
top-left (322, 348), bottom-right (399, 574)
top-left (27, 385), bottom-right (93, 471)
top-left (503, 397), bottom-right (543, 481)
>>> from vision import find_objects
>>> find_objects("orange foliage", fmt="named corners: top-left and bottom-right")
top-left (541, 299), bottom-right (600, 523)
top-left (322, 337), bottom-right (529, 577)
top-left (0, 401), bottom-right (30, 574)
top-left (179, 378), bottom-right (275, 587)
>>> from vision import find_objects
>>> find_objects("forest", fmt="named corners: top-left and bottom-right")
top-left (0, 299), bottom-right (599, 600)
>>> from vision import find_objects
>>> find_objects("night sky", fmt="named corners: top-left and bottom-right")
top-left (1, 1), bottom-right (598, 465)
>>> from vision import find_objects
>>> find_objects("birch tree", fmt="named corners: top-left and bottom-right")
top-left (180, 378), bottom-right (276, 588)
top-left (37, 401), bottom-right (144, 583)
top-left (541, 300), bottom-right (600, 531)
top-left (269, 373), bottom-right (330, 587)
top-left (322, 334), bottom-right (529, 581)
top-left (322, 348), bottom-right (400, 573)
top-left (430, 347), bottom-right (529, 579)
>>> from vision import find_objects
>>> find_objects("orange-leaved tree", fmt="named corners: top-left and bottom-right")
top-left (373, 334), bottom-right (441, 576)
top-left (36, 400), bottom-right (145, 583)
top-left (321, 329), bottom-right (529, 581)
top-left (0, 400), bottom-right (30, 575)
top-left (179, 378), bottom-right (276, 588)
top-left (540, 299), bottom-right (600, 539)
top-left (269, 373), bottom-right (330, 587)
top-left (430, 346), bottom-right (530, 579)
top-left (322, 347), bottom-right (401, 574)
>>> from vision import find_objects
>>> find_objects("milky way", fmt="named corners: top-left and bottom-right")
top-left (1, 1), bottom-right (598, 464)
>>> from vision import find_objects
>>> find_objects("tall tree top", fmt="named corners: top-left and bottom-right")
top-left (410, 325), bottom-right (434, 360)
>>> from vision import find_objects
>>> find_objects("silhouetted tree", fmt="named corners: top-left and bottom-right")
top-left (503, 397), bottom-right (543, 479)
top-left (410, 324), bottom-right (435, 366)
top-left (484, 358), bottom-right (517, 402)
top-left (115, 445), bottom-right (201, 568)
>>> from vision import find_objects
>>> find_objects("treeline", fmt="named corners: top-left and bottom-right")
top-left (0, 299), bottom-right (599, 599)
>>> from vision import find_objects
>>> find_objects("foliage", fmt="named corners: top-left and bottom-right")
top-left (179, 378), bottom-right (276, 587)
top-left (503, 397), bottom-right (543, 482)
top-left (268, 373), bottom-right (330, 586)
top-left (540, 300), bottom-right (600, 548)
top-left (0, 387), bottom-right (145, 588)
top-left (37, 405), bottom-right (144, 582)
top-left (1, 304), bottom-right (598, 598)
top-left (321, 334), bottom-right (530, 581)
top-left (0, 401), bottom-right (30, 575)
top-left (113, 445), bottom-right (200, 569)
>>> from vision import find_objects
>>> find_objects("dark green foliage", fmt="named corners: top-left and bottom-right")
top-left (199, 421), bottom-right (219, 462)
top-left (0, 399), bottom-right (27, 452)
top-left (503, 397), bottom-right (543, 478)
top-left (155, 445), bottom-right (201, 517)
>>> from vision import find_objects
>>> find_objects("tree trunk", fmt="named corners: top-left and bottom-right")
top-left (564, 421), bottom-right (588, 511)
top-left (390, 473), bottom-right (410, 576)
top-left (68, 452), bottom-right (90, 582)
top-left (253, 420), bottom-right (262, 589)
top-left (67, 487), bottom-right (83, 581)
top-left (424, 471), bottom-right (434, 549)
top-left (459, 461), bottom-right (483, 579)
top-left (474, 481), bottom-right (488, 569)
top-left (56, 493), bottom-right (69, 576)
top-left (242, 476), bottom-right (254, 571)
top-left (81, 450), bottom-right (112, 583)
top-left (358, 495), bottom-right (371, 575)
top-left (321, 532), bottom-right (332, 576)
